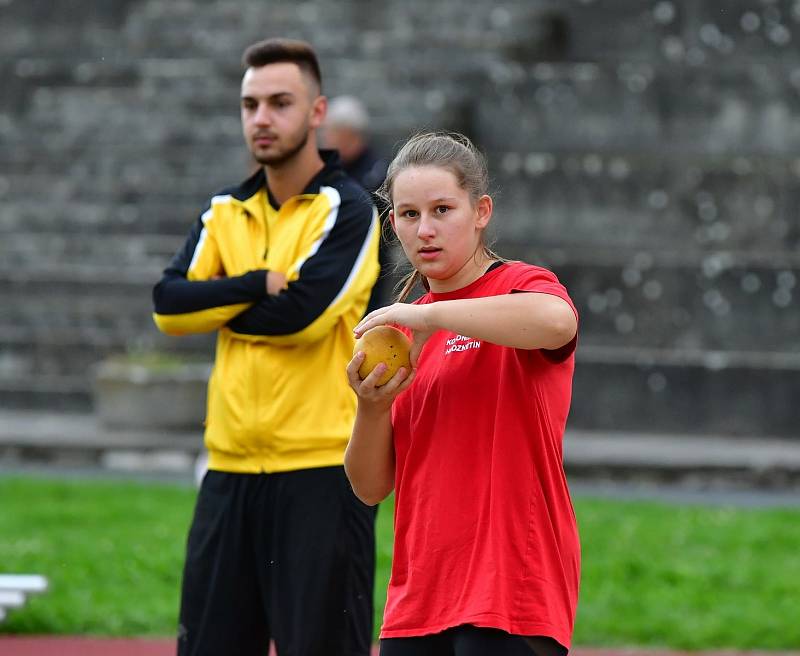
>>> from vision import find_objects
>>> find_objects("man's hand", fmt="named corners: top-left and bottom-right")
top-left (267, 271), bottom-right (288, 295)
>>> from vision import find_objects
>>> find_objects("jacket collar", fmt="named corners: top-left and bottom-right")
top-left (233, 150), bottom-right (345, 215)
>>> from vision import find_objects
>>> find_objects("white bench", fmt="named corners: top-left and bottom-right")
top-left (0, 574), bottom-right (49, 622)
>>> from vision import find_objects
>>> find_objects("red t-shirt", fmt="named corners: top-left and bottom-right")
top-left (383, 261), bottom-right (580, 649)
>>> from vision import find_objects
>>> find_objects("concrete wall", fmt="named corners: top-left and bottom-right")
top-left (1, 0), bottom-right (797, 436)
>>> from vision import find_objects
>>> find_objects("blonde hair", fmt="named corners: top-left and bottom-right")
top-left (376, 131), bottom-right (502, 301)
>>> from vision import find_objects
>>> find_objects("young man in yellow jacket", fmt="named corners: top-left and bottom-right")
top-left (152, 38), bottom-right (381, 656)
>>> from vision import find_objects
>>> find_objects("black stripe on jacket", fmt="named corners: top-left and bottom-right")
top-left (151, 200), bottom-right (268, 315)
top-left (227, 180), bottom-right (374, 336)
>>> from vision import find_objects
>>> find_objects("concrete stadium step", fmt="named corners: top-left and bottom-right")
top-left (0, 0), bottom-right (796, 447)
top-left (572, 345), bottom-right (800, 438)
top-left (3, 0), bottom-right (794, 69)
top-left (551, 257), bottom-right (800, 352)
top-left (0, 58), bottom-right (140, 97)
top-left (4, 150), bottom-right (797, 248)
top-left (490, 152), bottom-right (800, 254)
top-left (0, 331), bottom-right (202, 374)
top-left (0, 409), bottom-right (202, 471)
top-left (0, 295), bottom-right (161, 334)
top-left (0, 7), bottom-right (133, 61)
top-left (1, 230), bottom-right (794, 313)
top-left (0, 335), bottom-right (213, 412)
top-left (4, 146), bottom-right (797, 247)
top-left (16, 87), bottom-right (243, 147)
top-left (0, 254), bottom-right (162, 281)
top-left (2, 409), bottom-right (799, 491)
top-left (0, 1), bottom-right (132, 29)
top-left (1, 337), bottom-right (796, 439)
top-left (0, 57), bottom-right (241, 113)
top-left (0, 375), bottom-right (91, 411)
top-left (0, 200), bottom-right (207, 236)
top-left (560, 0), bottom-right (800, 63)
top-left (0, 233), bottom-right (182, 268)
top-left (0, 324), bottom-right (214, 377)
top-left (0, 170), bottom-right (242, 207)
top-left (475, 60), bottom-right (800, 153)
top-left (0, 143), bottom-right (247, 178)
top-left (5, 6), bottom-right (798, 157)
top-left (3, 267), bottom-right (785, 356)
top-left (0, 326), bottom-right (145, 362)
top-left (564, 429), bottom-right (800, 490)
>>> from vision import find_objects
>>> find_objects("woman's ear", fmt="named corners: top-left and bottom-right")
top-left (388, 209), bottom-right (397, 233)
top-left (475, 195), bottom-right (493, 229)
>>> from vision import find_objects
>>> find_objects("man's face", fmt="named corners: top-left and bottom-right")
top-left (240, 62), bottom-right (324, 167)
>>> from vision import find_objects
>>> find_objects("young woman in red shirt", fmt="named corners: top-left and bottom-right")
top-left (345, 132), bottom-right (580, 656)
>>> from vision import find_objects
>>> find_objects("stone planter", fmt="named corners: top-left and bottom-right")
top-left (92, 357), bottom-right (211, 431)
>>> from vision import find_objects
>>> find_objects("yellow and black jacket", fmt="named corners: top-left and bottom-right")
top-left (152, 152), bottom-right (380, 473)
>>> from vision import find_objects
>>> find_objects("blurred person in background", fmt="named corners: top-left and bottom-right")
top-left (345, 132), bottom-right (579, 656)
top-left (322, 94), bottom-right (392, 311)
top-left (322, 95), bottom-right (389, 195)
top-left (152, 38), bottom-right (380, 656)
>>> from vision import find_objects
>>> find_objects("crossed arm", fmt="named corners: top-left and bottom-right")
top-left (152, 196), bottom-right (379, 342)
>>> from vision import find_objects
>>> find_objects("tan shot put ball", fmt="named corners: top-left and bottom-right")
top-left (353, 325), bottom-right (412, 386)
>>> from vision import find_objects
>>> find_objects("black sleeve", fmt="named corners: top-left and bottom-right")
top-left (152, 215), bottom-right (267, 315)
top-left (227, 193), bottom-right (374, 336)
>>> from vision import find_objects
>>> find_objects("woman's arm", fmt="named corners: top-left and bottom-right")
top-left (344, 352), bottom-right (413, 506)
top-left (345, 402), bottom-right (395, 506)
top-left (355, 292), bottom-right (577, 352)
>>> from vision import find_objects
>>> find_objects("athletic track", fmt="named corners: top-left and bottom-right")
top-left (1, 637), bottom-right (798, 656)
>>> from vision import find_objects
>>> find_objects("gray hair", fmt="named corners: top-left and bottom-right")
top-left (325, 95), bottom-right (370, 132)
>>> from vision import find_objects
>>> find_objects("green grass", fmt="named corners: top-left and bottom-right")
top-left (575, 498), bottom-right (800, 650)
top-left (0, 476), bottom-right (193, 636)
top-left (1, 475), bottom-right (799, 649)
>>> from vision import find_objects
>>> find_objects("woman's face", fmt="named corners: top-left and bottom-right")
top-left (390, 165), bottom-right (492, 293)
